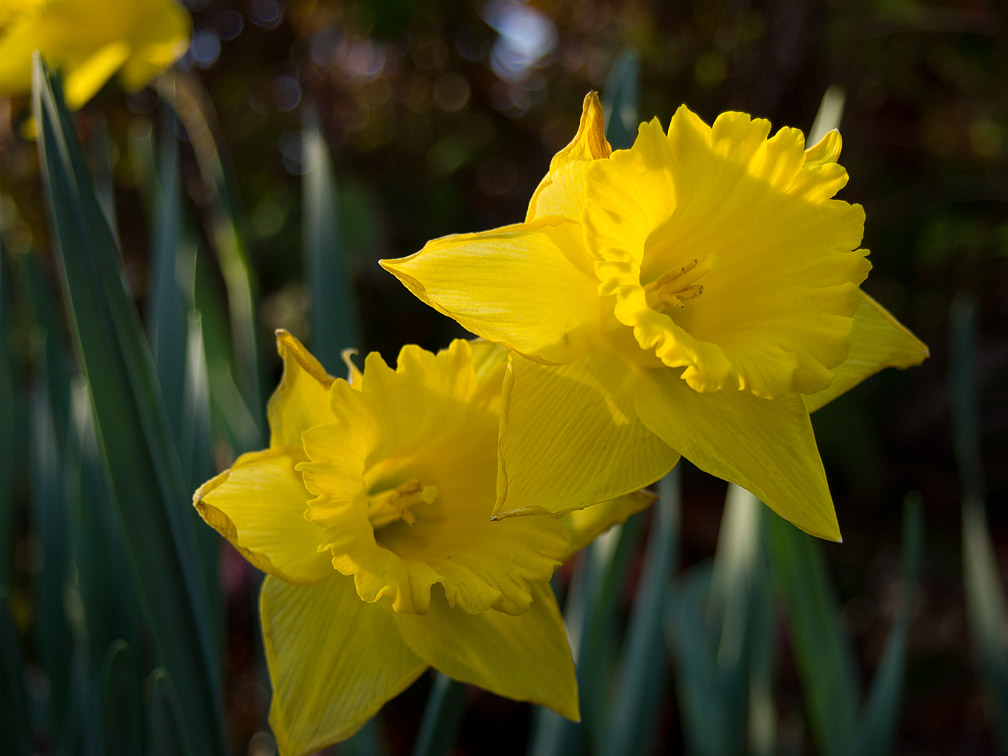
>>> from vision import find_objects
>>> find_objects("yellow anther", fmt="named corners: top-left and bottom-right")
top-left (367, 478), bottom-right (439, 529)
top-left (643, 257), bottom-right (711, 313)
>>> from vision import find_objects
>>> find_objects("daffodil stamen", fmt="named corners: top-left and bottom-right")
top-left (367, 478), bottom-right (439, 529)
top-left (643, 258), bottom-right (707, 313)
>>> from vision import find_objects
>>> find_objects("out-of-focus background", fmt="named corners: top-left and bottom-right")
top-left (1, 1), bottom-right (1006, 754)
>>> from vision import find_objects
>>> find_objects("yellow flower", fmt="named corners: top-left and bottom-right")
top-left (381, 93), bottom-right (928, 541)
top-left (194, 331), bottom-right (651, 755)
top-left (0, 0), bottom-right (190, 109)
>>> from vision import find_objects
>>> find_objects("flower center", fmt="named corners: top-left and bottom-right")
top-left (367, 478), bottom-right (439, 530)
top-left (643, 258), bottom-right (712, 314)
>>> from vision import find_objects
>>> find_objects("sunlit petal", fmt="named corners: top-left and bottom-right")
top-left (395, 583), bottom-right (578, 720)
top-left (268, 329), bottom-right (336, 448)
top-left (526, 91), bottom-right (611, 222)
top-left (559, 489), bottom-right (656, 560)
top-left (804, 293), bottom-right (930, 413)
top-left (381, 220), bottom-right (600, 364)
top-left (261, 575), bottom-right (426, 756)
top-left (636, 368), bottom-right (839, 541)
top-left (495, 341), bottom-right (679, 518)
top-left (193, 448), bottom-right (332, 584)
top-left (587, 108), bottom-right (870, 398)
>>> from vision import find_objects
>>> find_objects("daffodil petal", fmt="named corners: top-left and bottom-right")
top-left (526, 91), bottom-right (611, 222)
top-left (0, 0), bottom-right (190, 106)
top-left (307, 341), bottom-right (567, 616)
top-left (804, 293), bottom-right (930, 413)
top-left (468, 338), bottom-right (509, 382)
top-left (495, 342), bottom-right (680, 518)
top-left (117, 3), bottom-right (191, 91)
top-left (194, 448), bottom-right (332, 584)
top-left (635, 369), bottom-right (840, 541)
top-left (63, 41), bottom-right (130, 108)
top-left (378, 456), bottom-right (570, 615)
top-left (359, 342), bottom-right (486, 462)
top-left (380, 219), bottom-right (600, 364)
top-left (268, 330), bottom-right (336, 448)
top-left (394, 583), bottom-right (579, 720)
top-left (587, 107), bottom-right (870, 398)
top-left (261, 575), bottom-right (426, 755)
top-left (559, 489), bottom-right (656, 561)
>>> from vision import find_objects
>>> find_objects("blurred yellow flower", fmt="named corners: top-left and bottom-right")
top-left (194, 331), bottom-right (651, 755)
top-left (0, 0), bottom-right (190, 109)
top-left (382, 93), bottom-right (929, 542)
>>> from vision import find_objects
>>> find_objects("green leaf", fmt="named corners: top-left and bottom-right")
top-left (146, 109), bottom-right (191, 447)
top-left (193, 250), bottom-right (261, 454)
top-left (667, 565), bottom-right (738, 756)
top-left (950, 294), bottom-right (1008, 752)
top-left (22, 250), bottom-right (72, 449)
top-left (340, 720), bottom-right (387, 756)
top-left (851, 495), bottom-right (923, 756)
top-left (32, 58), bottom-right (223, 755)
top-left (808, 85), bottom-right (847, 144)
top-left (0, 244), bottom-right (15, 587)
top-left (412, 674), bottom-right (466, 756)
top-left (529, 514), bottom-right (644, 756)
top-left (303, 103), bottom-right (362, 365)
top-left (711, 485), bottom-right (777, 756)
top-left (161, 76), bottom-right (263, 437)
top-left (602, 50), bottom-right (639, 151)
top-left (0, 588), bottom-right (32, 756)
top-left (764, 509), bottom-right (860, 756)
top-left (603, 469), bottom-right (679, 756)
top-left (146, 669), bottom-right (192, 756)
top-left (181, 311), bottom-right (222, 658)
top-left (29, 364), bottom-right (75, 734)
top-left (100, 641), bottom-right (142, 756)
top-left (666, 484), bottom-right (775, 756)
top-left (66, 380), bottom-right (143, 669)
top-left (87, 115), bottom-right (119, 236)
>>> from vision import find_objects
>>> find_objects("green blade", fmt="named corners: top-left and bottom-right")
top-left (764, 509), bottom-right (860, 756)
top-left (0, 589), bottom-right (32, 756)
top-left (0, 244), bottom-right (15, 587)
top-left (146, 669), bottom-right (193, 756)
top-left (602, 50), bottom-right (640, 151)
top-left (67, 379), bottom-right (143, 668)
top-left (146, 108), bottom-right (190, 446)
top-left (29, 365), bottom-right (75, 735)
top-left (529, 515), bottom-right (644, 756)
top-left (667, 485), bottom-right (780, 756)
top-left (851, 495), bottom-right (923, 756)
top-left (303, 103), bottom-right (362, 365)
top-left (100, 641), bottom-right (142, 756)
top-left (161, 75), bottom-right (263, 437)
top-left (32, 58), bottom-right (222, 755)
top-left (412, 674), bottom-right (466, 756)
top-left (712, 485), bottom-right (777, 756)
top-left (182, 311), bottom-right (222, 654)
top-left (603, 469), bottom-right (680, 756)
top-left (950, 294), bottom-right (1008, 751)
top-left (667, 564), bottom-right (739, 756)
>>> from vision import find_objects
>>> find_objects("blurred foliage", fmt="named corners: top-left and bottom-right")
top-left (0, 0), bottom-right (1006, 754)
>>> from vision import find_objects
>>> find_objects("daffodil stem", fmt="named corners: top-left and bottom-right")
top-left (412, 673), bottom-right (466, 756)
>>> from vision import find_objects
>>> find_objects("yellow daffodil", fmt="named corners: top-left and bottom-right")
top-left (382, 93), bottom-right (928, 541)
top-left (0, 0), bottom-right (190, 109)
top-left (194, 331), bottom-right (651, 755)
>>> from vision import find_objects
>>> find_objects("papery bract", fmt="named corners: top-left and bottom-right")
top-left (382, 93), bottom-right (929, 541)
